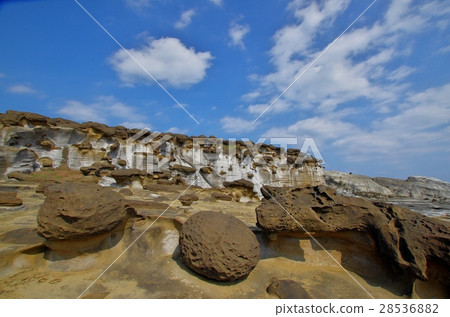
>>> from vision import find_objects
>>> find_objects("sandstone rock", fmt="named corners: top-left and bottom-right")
top-left (80, 162), bottom-right (115, 176)
top-left (119, 188), bottom-right (133, 196)
top-left (39, 157), bottom-right (54, 168)
top-left (157, 179), bottom-right (174, 185)
top-left (35, 181), bottom-right (61, 193)
top-left (267, 279), bottom-right (312, 299)
top-left (256, 185), bottom-right (450, 284)
top-left (199, 166), bottom-right (213, 174)
top-left (0, 192), bottom-right (23, 206)
top-left (125, 199), bottom-right (170, 211)
top-left (7, 171), bottom-right (31, 181)
top-left (79, 175), bottom-right (100, 184)
top-left (110, 169), bottom-right (145, 186)
top-left (0, 110), bottom-right (49, 126)
top-left (171, 164), bottom-right (196, 174)
top-left (179, 194), bottom-right (199, 206)
top-left (38, 139), bottom-right (55, 150)
top-left (325, 171), bottom-right (450, 201)
top-left (117, 159), bottom-right (127, 166)
top-left (0, 110), bottom-right (325, 190)
top-left (179, 211), bottom-right (260, 281)
top-left (37, 182), bottom-right (136, 240)
top-left (172, 175), bottom-right (186, 185)
top-left (153, 171), bottom-right (171, 179)
top-left (77, 140), bottom-right (93, 151)
top-left (223, 179), bottom-right (254, 189)
top-left (211, 192), bottom-right (233, 201)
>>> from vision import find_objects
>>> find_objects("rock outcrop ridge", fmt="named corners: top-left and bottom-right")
top-left (0, 110), bottom-right (324, 191)
top-left (256, 185), bottom-right (450, 292)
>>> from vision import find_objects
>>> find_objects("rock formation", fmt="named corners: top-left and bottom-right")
top-left (178, 194), bottom-right (199, 206)
top-left (179, 211), bottom-right (260, 281)
top-left (256, 185), bottom-right (450, 293)
top-left (211, 191), bottom-right (233, 201)
top-left (267, 278), bottom-right (312, 299)
top-left (0, 110), bottom-right (325, 191)
top-left (0, 192), bottom-right (23, 206)
top-left (325, 170), bottom-right (450, 200)
top-left (37, 182), bottom-right (136, 254)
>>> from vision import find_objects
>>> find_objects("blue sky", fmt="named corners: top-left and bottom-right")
top-left (0, 0), bottom-right (449, 181)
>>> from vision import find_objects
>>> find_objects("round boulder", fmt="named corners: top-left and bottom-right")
top-left (179, 211), bottom-right (260, 281)
top-left (37, 182), bottom-right (135, 241)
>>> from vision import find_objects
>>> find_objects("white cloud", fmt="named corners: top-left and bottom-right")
top-left (221, 116), bottom-right (259, 133)
top-left (387, 66), bottom-right (415, 81)
top-left (241, 91), bottom-right (260, 102)
top-left (167, 127), bottom-right (188, 134)
top-left (120, 121), bottom-right (150, 129)
top-left (175, 9), bottom-right (196, 29)
top-left (266, 84), bottom-right (450, 162)
top-left (265, 116), bottom-right (357, 143)
top-left (209, 0), bottom-right (222, 6)
top-left (245, 0), bottom-right (449, 119)
top-left (57, 95), bottom-right (148, 128)
top-left (109, 37), bottom-right (213, 88)
top-left (437, 45), bottom-right (450, 54)
top-left (228, 23), bottom-right (250, 49)
top-left (7, 84), bottom-right (36, 94)
top-left (124, 0), bottom-right (150, 10)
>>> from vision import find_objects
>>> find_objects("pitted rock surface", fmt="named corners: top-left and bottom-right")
top-left (37, 182), bottom-right (135, 240)
top-left (179, 211), bottom-right (260, 281)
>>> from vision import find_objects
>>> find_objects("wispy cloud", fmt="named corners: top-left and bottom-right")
top-left (209, 0), bottom-right (223, 7)
top-left (109, 36), bottom-right (213, 88)
top-left (7, 84), bottom-right (36, 94)
top-left (239, 0), bottom-right (450, 173)
top-left (228, 23), bottom-right (250, 49)
top-left (437, 44), bottom-right (450, 54)
top-left (245, 0), bottom-right (449, 118)
top-left (124, 0), bottom-right (150, 11)
top-left (220, 116), bottom-right (259, 133)
top-left (175, 9), bottom-right (196, 29)
top-left (58, 95), bottom-right (149, 129)
top-left (167, 127), bottom-right (188, 134)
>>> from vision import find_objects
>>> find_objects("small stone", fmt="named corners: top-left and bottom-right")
top-left (179, 194), bottom-right (199, 206)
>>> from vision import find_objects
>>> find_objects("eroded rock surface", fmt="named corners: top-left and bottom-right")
top-left (37, 182), bottom-right (135, 240)
top-left (0, 192), bottom-right (23, 206)
top-left (179, 211), bottom-right (260, 281)
top-left (267, 278), bottom-right (312, 299)
top-left (179, 194), bottom-right (199, 206)
top-left (256, 185), bottom-right (450, 291)
top-left (0, 110), bottom-right (325, 191)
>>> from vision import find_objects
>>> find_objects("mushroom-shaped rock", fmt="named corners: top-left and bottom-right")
top-left (179, 194), bottom-right (199, 206)
top-left (110, 169), bottom-right (145, 186)
top-left (37, 182), bottom-right (135, 241)
top-left (179, 211), bottom-right (260, 281)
